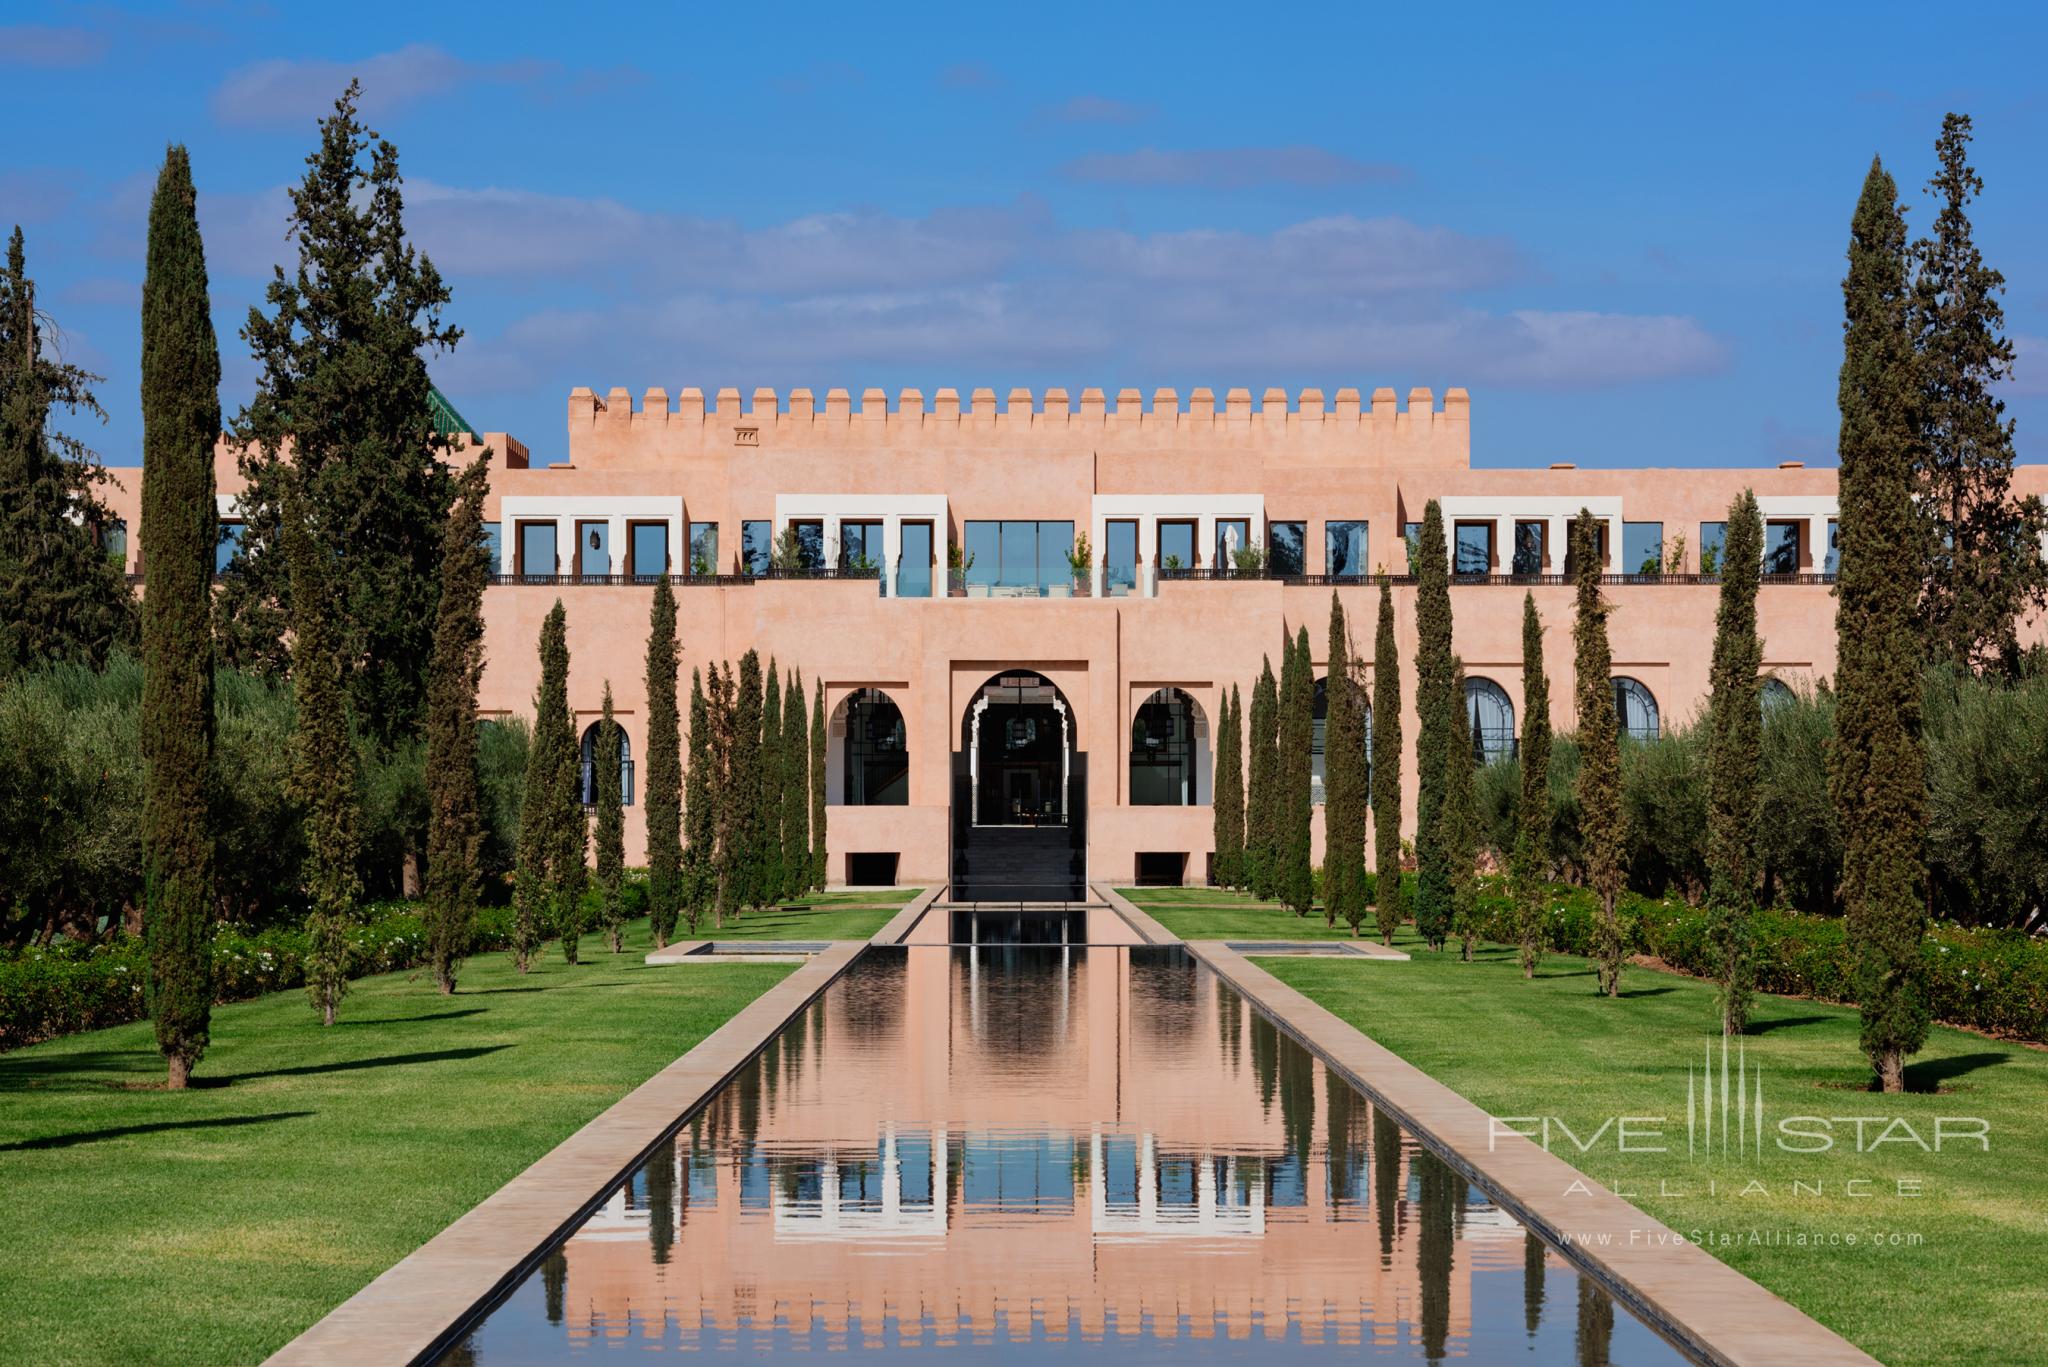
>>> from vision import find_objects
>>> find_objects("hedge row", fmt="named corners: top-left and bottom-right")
top-left (0, 904), bottom-right (523, 1053)
top-left (1471, 880), bottom-right (2048, 1043)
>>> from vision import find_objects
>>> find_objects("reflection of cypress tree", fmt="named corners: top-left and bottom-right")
top-left (440, 1340), bottom-right (479, 1367)
top-left (542, 1248), bottom-right (567, 1325)
top-left (1322, 1064), bottom-right (1357, 1208)
top-left (1576, 1281), bottom-right (1614, 1367)
top-left (760, 1035), bottom-right (781, 1108)
top-left (1417, 1149), bottom-right (1455, 1364)
top-left (1248, 1011), bottom-right (1279, 1113)
top-left (646, 1139), bottom-right (676, 1266)
top-left (1523, 1230), bottom-right (1547, 1337)
top-left (1373, 1106), bottom-right (1401, 1265)
top-left (734, 1056), bottom-right (762, 1151)
top-left (1277, 1033), bottom-right (1317, 1174)
top-left (1216, 983), bottom-right (1242, 1068)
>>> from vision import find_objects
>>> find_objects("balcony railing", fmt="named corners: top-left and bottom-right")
top-left (488, 572), bottom-right (756, 586)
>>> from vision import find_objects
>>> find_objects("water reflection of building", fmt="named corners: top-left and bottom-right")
top-left (552, 948), bottom-right (1542, 1352)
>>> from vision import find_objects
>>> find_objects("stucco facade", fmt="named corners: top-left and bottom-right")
top-left (101, 383), bottom-right (2048, 890)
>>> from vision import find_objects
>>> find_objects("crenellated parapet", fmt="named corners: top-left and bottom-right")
top-left (562, 383), bottom-right (1471, 468)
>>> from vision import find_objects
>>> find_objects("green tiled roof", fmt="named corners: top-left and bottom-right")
top-left (427, 386), bottom-right (478, 439)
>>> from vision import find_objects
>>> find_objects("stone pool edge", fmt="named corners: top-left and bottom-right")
top-left (1187, 941), bottom-right (1878, 1367)
top-left (265, 941), bottom-right (868, 1367)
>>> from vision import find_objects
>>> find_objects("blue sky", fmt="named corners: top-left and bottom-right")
top-left (4, 0), bottom-right (2045, 470)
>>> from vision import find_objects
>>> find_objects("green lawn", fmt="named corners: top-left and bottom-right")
top-left (0, 917), bottom-right (792, 1366)
top-left (1117, 885), bottom-right (1351, 936)
top-left (687, 891), bottom-right (918, 940)
top-left (1219, 906), bottom-right (2048, 1367)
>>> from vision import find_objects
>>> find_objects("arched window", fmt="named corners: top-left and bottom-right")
top-left (1464, 677), bottom-right (1516, 763)
top-left (1311, 677), bottom-right (1372, 804)
top-left (1761, 677), bottom-right (1796, 716)
top-left (1613, 676), bottom-right (1660, 742)
top-left (1130, 688), bottom-right (1202, 805)
top-left (578, 720), bottom-right (634, 807)
top-left (841, 689), bottom-right (908, 805)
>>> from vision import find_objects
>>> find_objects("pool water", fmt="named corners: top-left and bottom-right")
top-left (443, 946), bottom-right (1691, 1364)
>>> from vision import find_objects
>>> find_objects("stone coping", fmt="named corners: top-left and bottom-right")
top-left (1092, 882), bottom-right (1177, 943)
top-left (1222, 939), bottom-right (1411, 960)
top-left (265, 942), bottom-right (867, 1367)
top-left (1187, 942), bottom-right (1877, 1367)
top-left (870, 885), bottom-right (942, 944)
top-left (644, 939), bottom-right (825, 963)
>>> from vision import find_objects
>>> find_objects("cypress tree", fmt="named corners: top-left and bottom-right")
top-left (514, 602), bottom-right (577, 969)
top-left (1245, 657), bottom-right (1279, 899)
top-left (709, 664), bottom-right (742, 928)
top-left (0, 227), bottom-right (135, 675)
top-left (594, 684), bottom-right (625, 953)
top-left (1444, 659), bottom-right (1480, 961)
top-left (221, 79), bottom-right (460, 745)
top-left (423, 455), bottom-right (490, 993)
top-left (1413, 501), bottom-right (1454, 950)
top-left (760, 658), bottom-right (784, 904)
top-left (809, 679), bottom-right (827, 891)
top-left (1910, 114), bottom-right (2048, 673)
top-left (643, 579), bottom-right (682, 946)
top-left (1512, 594), bottom-right (1551, 979)
top-left (1371, 578), bottom-right (1404, 945)
top-left (139, 146), bottom-right (220, 1086)
top-left (732, 650), bottom-right (765, 911)
top-left (1325, 594), bottom-right (1368, 933)
top-left (1279, 625), bottom-right (1315, 917)
top-left (782, 670), bottom-right (808, 899)
top-left (1832, 156), bottom-right (1930, 1093)
top-left (1572, 511), bottom-right (1627, 996)
top-left (682, 666), bottom-right (714, 934)
top-left (284, 485), bottom-right (361, 1025)
top-left (1213, 684), bottom-right (1243, 887)
top-left (1705, 490), bottom-right (1765, 1032)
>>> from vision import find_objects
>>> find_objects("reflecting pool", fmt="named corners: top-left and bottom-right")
top-left (445, 947), bottom-right (1692, 1364)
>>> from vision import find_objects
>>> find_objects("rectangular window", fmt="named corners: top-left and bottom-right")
top-left (575, 520), bottom-right (611, 578)
top-left (518, 522), bottom-right (557, 581)
top-left (1512, 520), bottom-right (1545, 576)
top-left (841, 520), bottom-right (884, 574)
top-left (1452, 522), bottom-right (1492, 577)
top-left (687, 522), bottom-right (717, 576)
top-left (741, 520), bottom-right (771, 576)
top-left (1623, 521), bottom-right (1665, 576)
top-left (1825, 519), bottom-right (1839, 575)
top-left (1699, 521), bottom-right (1726, 575)
top-left (103, 519), bottom-right (128, 567)
top-left (1764, 521), bottom-right (1801, 575)
top-left (1562, 520), bottom-right (1609, 577)
top-left (1215, 518), bottom-right (1251, 571)
top-left (792, 520), bottom-right (825, 571)
top-left (1000, 521), bottom-right (1037, 586)
top-left (216, 521), bottom-right (245, 574)
top-left (1327, 520), bottom-right (1369, 578)
top-left (1403, 521), bottom-right (1423, 569)
top-left (629, 522), bottom-right (668, 579)
top-left (483, 521), bottom-right (503, 576)
top-left (1268, 520), bottom-right (1306, 576)
top-left (1105, 520), bottom-right (1139, 593)
top-left (1038, 521), bottom-right (1074, 587)
top-left (1157, 520), bottom-right (1196, 572)
top-left (963, 521), bottom-right (1000, 588)
top-left (897, 521), bottom-right (933, 598)
top-left (960, 521), bottom-right (1074, 594)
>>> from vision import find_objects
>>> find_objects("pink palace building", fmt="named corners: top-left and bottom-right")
top-left (103, 382), bottom-right (2048, 899)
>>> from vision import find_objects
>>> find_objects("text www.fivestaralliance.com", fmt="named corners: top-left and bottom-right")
top-left (1556, 1228), bottom-right (1926, 1249)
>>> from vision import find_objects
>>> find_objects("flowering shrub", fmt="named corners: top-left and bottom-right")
top-left (0, 903), bottom-right (523, 1052)
top-left (1469, 877), bottom-right (2048, 1042)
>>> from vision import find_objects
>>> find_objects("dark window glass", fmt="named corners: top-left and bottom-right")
top-left (104, 519), bottom-right (127, 565)
top-left (1512, 520), bottom-right (1544, 575)
top-left (1563, 520), bottom-right (1608, 577)
top-left (483, 522), bottom-right (503, 576)
top-left (1764, 522), bottom-right (1800, 575)
top-left (578, 721), bottom-right (634, 807)
top-left (1614, 677), bottom-right (1660, 741)
top-left (1268, 521), bottom-right (1306, 576)
top-left (1216, 519), bottom-right (1251, 570)
top-left (897, 522), bottom-right (933, 598)
top-left (794, 522), bottom-right (825, 571)
top-left (1452, 523), bottom-right (1491, 577)
top-left (687, 522), bottom-right (717, 575)
top-left (1762, 677), bottom-right (1796, 715)
top-left (1403, 521), bottom-right (1423, 568)
top-left (631, 523), bottom-right (668, 578)
top-left (216, 522), bottom-right (245, 574)
top-left (1157, 522), bottom-right (1195, 571)
top-left (843, 689), bottom-right (908, 805)
top-left (1825, 520), bottom-right (1839, 575)
top-left (1129, 688), bottom-right (1198, 805)
top-left (741, 520), bottom-right (771, 575)
top-left (1698, 522), bottom-right (1726, 575)
top-left (841, 520), bottom-right (883, 573)
top-left (1464, 677), bottom-right (1516, 762)
top-left (518, 522), bottom-right (556, 580)
top-left (1327, 520), bottom-right (1368, 578)
top-left (1623, 521), bottom-right (1664, 576)
top-left (1105, 521), bottom-right (1139, 591)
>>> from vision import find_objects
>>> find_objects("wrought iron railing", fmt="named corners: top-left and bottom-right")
top-left (487, 572), bottom-right (755, 586)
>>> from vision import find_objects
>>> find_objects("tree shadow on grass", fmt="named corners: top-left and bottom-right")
top-left (464, 986), bottom-right (545, 995)
top-left (203, 1045), bottom-right (511, 1085)
top-left (336, 1008), bottom-right (489, 1027)
top-left (1614, 986), bottom-right (1678, 999)
top-left (1, 1110), bottom-right (314, 1152)
top-left (1902, 1051), bottom-right (2009, 1094)
top-left (1744, 1014), bottom-right (1834, 1035)
top-left (0, 1049), bottom-right (164, 1091)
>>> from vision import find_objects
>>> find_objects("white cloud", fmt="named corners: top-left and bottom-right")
top-left (1060, 145), bottom-right (1408, 189)
top-left (211, 44), bottom-right (549, 127)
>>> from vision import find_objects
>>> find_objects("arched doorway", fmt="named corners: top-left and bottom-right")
top-left (953, 671), bottom-right (1086, 902)
top-left (832, 688), bottom-right (909, 806)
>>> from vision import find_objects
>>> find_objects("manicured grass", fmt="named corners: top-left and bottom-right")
top-left (1117, 886), bottom-right (1352, 935)
top-left (0, 916), bottom-right (792, 1366)
top-left (1227, 903), bottom-right (2048, 1367)
top-left (687, 892), bottom-right (918, 941)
